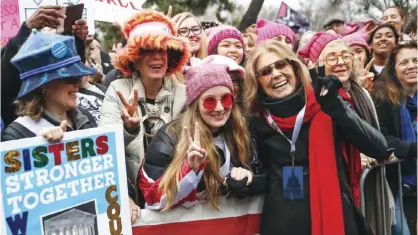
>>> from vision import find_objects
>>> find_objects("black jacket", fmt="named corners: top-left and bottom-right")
top-left (1, 108), bottom-right (96, 142)
top-left (1, 22), bottom-right (86, 127)
top-left (374, 100), bottom-right (417, 195)
top-left (251, 86), bottom-right (389, 235)
top-left (100, 50), bottom-right (114, 75)
top-left (139, 121), bottom-right (262, 205)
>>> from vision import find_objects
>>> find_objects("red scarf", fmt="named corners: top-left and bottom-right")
top-left (338, 89), bottom-right (362, 208)
top-left (263, 87), bottom-right (345, 235)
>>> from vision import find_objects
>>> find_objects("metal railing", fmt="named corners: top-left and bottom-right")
top-left (360, 158), bottom-right (404, 235)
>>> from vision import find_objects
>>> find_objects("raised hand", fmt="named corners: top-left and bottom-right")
top-left (26, 5), bottom-right (66, 30)
top-left (72, 19), bottom-right (89, 40)
top-left (185, 122), bottom-right (207, 172)
top-left (166, 5), bottom-right (172, 18)
top-left (357, 58), bottom-right (375, 89)
top-left (38, 120), bottom-right (67, 142)
top-left (117, 89), bottom-right (141, 129)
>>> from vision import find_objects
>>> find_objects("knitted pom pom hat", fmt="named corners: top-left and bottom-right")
top-left (113, 10), bottom-right (191, 77)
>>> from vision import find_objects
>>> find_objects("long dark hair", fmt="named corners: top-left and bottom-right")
top-left (367, 23), bottom-right (400, 45)
top-left (372, 40), bottom-right (417, 105)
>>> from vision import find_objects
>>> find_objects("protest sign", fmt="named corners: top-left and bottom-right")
top-left (0, 126), bottom-right (132, 235)
top-left (18, 0), bottom-right (95, 34)
top-left (1, 0), bottom-right (20, 46)
top-left (132, 196), bottom-right (263, 235)
top-left (93, 0), bottom-right (144, 25)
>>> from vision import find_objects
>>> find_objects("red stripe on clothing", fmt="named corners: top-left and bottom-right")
top-left (132, 214), bottom-right (261, 235)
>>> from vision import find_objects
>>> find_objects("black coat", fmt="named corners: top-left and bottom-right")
top-left (1, 108), bottom-right (96, 142)
top-left (251, 86), bottom-right (389, 235)
top-left (1, 22), bottom-right (86, 127)
top-left (374, 100), bottom-right (417, 195)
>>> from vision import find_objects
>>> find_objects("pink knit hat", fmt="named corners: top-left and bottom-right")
top-left (207, 26), bottom-right (246, 55)
top-left (297, 32), bottom-right (342, 63)
top-left (189, 55), bottom-right (245, 77)
top-left (256, 19), bottom-right (296, 46)
top-left (185, 64), bottom-right (234, 105)
top-left (343, 33), bottom-right (371, 54)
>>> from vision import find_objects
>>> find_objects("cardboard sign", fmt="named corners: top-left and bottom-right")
top-left (1, 0), bottom-right (21, 46)
top-left (0, 126), bottom-right (132, 235)
top-left (18, 0), bottom-right (95, 34)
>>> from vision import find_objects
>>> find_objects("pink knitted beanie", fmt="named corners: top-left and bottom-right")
top-left (207, 26), bottom-right (245, 55)
top-left (256, 19), bottom-right (296, 46)
top-left (297, 32), bottom-right (342, 63)
top-left (343, 33), bottom-right (371, 54)
top-left (185, 64), bottom-right (234, 105)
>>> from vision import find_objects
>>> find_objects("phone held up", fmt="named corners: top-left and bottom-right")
top-left (56, 3), bottom-right (84, 35)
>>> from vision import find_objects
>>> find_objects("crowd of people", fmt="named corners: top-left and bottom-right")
top-left (0, 4), bottom-right (417, 235)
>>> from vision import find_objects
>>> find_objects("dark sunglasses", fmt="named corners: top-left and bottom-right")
top-left (64, 77), bottom-right (82, 84)
top-left (202, 93), bottom-right (235, 111)
top-left (178, 26), bottom-right (202, 37)
top-left (256, 59), bottom-right (292, 77)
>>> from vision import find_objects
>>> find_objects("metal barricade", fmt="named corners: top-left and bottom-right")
top-left (360, 159), bottom-right (404, 235)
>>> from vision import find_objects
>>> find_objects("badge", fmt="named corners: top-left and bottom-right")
top-left (283, 166), bottom-right (303, 200)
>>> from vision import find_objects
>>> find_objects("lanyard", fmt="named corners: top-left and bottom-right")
top-left (266, 105), bottom-right (306, 167)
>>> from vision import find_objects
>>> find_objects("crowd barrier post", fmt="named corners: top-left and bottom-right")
top-left (360, 158), bottom-right (404, 235)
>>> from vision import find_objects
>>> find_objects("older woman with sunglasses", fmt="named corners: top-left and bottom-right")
top-left (138, 62), bottom-right (259, 212)
top-left (2, 31), bottom-right (97, 142)
top-left (245, 40), bottom-right (389, 235)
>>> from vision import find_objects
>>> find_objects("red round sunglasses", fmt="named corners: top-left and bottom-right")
top-left (202, 93), bottom-right (235, 111)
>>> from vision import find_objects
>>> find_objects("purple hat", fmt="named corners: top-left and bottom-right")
top-left (207, 26), bottom-right (246, 55)
top-left (185, 64), bottom-right (234, 105)
top-left (256, 19), bottom-right (296, 46)
top-left (343, 33), bottom-right (371, 54)
top-left (297, 32), bottom-right (342, 63)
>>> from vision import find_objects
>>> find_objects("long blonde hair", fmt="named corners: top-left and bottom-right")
top-left (158, 98), bottom-right (251, 211)
top-left (244, 40), bottom-right (312, 116)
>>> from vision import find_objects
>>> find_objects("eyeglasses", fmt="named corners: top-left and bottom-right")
top-left (178, 26), bottom-right (202, 37)
top-left (202, 93), bottom-right (235, 111)
top-left (325, 52), bottom-right (354, 66)
top-left (64, 77), bottom-right (82, 84)
top-left (256, 59), bottom-right (291, 77)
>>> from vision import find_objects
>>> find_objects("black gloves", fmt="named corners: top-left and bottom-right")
top-left (313, 74), bottom-right (346, 115)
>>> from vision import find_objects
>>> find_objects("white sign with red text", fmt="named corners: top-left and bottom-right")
top-left (93, 0), bottom-right (144, 24)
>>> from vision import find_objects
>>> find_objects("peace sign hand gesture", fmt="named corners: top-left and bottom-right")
top-left (357, 58), bottom-right (375, 89)
top-left (117, 88), bottom-right (141, 130)
top-left (185, 122), bottom-right (208, 172)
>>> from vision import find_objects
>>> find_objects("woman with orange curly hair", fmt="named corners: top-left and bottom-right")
top-left (99, 10), bottom-right (190, 218)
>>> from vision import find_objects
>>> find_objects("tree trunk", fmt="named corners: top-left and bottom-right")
top-left (237, 0), bottom-right (265, 32)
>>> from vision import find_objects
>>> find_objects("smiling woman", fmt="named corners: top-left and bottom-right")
top-left (2, 31), bottom-right (97, 142)
top-left (207, 26), bottom-right (246, 66)
top-left (99, 10), bottom-right (190, 214)
top-left (244, 40), bottom-right (390, 235)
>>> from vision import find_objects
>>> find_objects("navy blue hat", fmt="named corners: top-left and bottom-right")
top-left (11, 30), bottom-right (97, 98)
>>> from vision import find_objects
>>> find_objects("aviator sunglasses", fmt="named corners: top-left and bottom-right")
top-left (256, 59), bottom-right (292, 77)
top-left (202, 93), bottom-right (235, 111)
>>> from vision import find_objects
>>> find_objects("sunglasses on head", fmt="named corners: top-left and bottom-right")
top-left (64, 77), bottom-right (82, 84)
top-left (202, 93), bottom-right (235, 111)
top-left (256, 59), bottom-right (291, 77)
